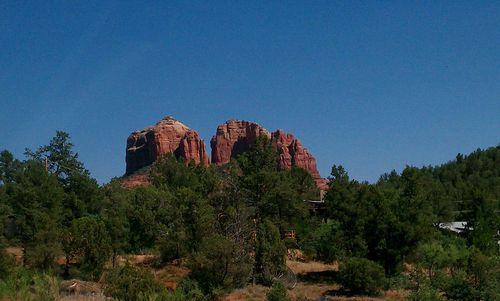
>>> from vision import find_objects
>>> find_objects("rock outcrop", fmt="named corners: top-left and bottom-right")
top-left (210, 120), bottom-right (271, 165)
top-left (125, 116), bottom-right (209, 175)
top-left (125, 117), bottom-right (327, 190)
top-left (271, 129), bottom-right (322, 181)
top-left (211, 120), bottom-right (326, 188)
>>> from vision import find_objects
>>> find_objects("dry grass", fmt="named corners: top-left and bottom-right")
top-left (222, 260), bottom-right (408, 301)
top-left (153, 264), bottom-right (191, 290)
top-left (291, 282), bottom-right (339, 300)
top-left (5, 247), bottom-right (23, 265)
top-left (287, 260), bottom-right (338, 275)
top-left (222, 284), bottom-right (268, 301)
top-left (58, 296), bottom-right (108, 301)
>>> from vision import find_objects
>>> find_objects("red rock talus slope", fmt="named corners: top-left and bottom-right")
top-left (125, 116), bottom-right (209, 175)
top-left (210, 120), bottom-right (271, 165)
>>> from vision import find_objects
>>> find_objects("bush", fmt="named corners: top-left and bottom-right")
top-left (0, 248), bottom-right (13, 279)
top-left (256, 219), bottom-right (287, 284)
top-left (408, 282), bottom-right (444, 301)
top-left (337, 257), bottom-right (385, 296)
top-left (103, 265), bottom-right (165, 301)
top-left (266, 282), bottom-right (291, 301)
top-left (0, 268), bottom-right (60, 301)
top-left (442, 272), bottom-right (477, 301)
top-left (189, 234), bottom-right (253, 294)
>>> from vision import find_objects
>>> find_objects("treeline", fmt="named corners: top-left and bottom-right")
top-left (0, 132), bottom-right (316, 299)
top-left (314, 146), bottom-right (500, 299)
top-left (0, 132), bottom-right (499, 300)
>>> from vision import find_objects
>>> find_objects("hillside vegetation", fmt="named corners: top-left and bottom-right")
top-left (1, 132), bottom-right (499, 300)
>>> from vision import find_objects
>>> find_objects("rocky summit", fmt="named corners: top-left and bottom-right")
top-left (210, 120), bottom-right (271, 165)
top-left (125, 117), bottom-right (327, 189)
top-left (211, 120), bottom-right (325, 188)
top-left (125, 116), bottom-right (209, 175)
top-left (271, 129), bottom-right (326, 189)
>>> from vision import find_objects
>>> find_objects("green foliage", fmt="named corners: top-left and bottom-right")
top-left (408, 282), bottom-right (444, 301)
top-left (150, 154), bottom-right (218, 195)
top-left (255, 219), bottom-right (287, 284)
top-left (337, 257), bottom-right (386, 296)
top-left (0, 268), bottom-right (60, 301)
top-left (409, 240), bottom-right (499, 301)
top-left (325, 164), bottom-right (449, 274)
top-left (69, 216), bottom-right (112, 279)
top-left (103, 264), bottom-right (165, 301)
top-left (6, 160), bottom-right (64, 268)
top-left (467, 195), bottom-right (499, 255)
top-left (467, 247), bottom-right (500, 300)
top-left (0, 150), bottom-right (21, 185)
top-left (0, 245), bottom-right (13, 279)
top-left (237, 136), bottom-right (278, 175)
top-left (2, 130), bottom-right (498, 299)
top-left (441, 271), bottom-right (477, 301)
top-left (266, 282), bottom-right (291, 301)
top-left (297, 220), bottom-right (344, 262)
top-left (101, 181), bottom-right (131, 266)
top-left (189, 234), bottom-right (253, 293)
top-left (127, 186), bottom-right (173, 252)
top-left (24, 131), bottom-right (88, 185)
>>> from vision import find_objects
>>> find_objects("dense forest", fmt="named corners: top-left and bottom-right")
top-left (0, 131), bottom-right (499, 300)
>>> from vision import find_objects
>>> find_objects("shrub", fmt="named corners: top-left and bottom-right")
top-left (0, 268), bottom-right (60, 301)
top-left (0, 248), bottom-right (13, 279)
top-left (408, 282), bottom-right (444, 301)
top-left (103, 264), bottom-right (165, 301)
top-left (189, 234), bottom-right (253, 294)
top-left (266, 282), bottom-right (291, 301)
top-left (337, 257), bottom-right (385, 296)
top-left (256, 219), bottom-right (287, 285)
top-left (442, 272), bottom-right (477, 301)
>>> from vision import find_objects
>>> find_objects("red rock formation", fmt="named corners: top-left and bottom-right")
top-left (211, 120), bottom-right (327, 189)
top-left (124, 117), bottom-right (327, 190)
top-left (271, 129), bottom-right (322, 182)
top-left (210, 120), bottom-right (270, 165)
top-left (125, 116), bottom-right (209, 175)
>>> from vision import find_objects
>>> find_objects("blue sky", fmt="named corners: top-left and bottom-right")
top-left (1, 1), bottom-right (499, 184)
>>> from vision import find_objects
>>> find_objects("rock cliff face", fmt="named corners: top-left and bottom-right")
top-left (125, 117), bottom-right (326, 190)
top-left (210, 120), bottom-right (325, 187)
top-left (125, 116), bottom-right (209, 175)
top-left (271, 129), bottom-right (321, 180)
top-left (210, 120), bottom-right (271, 165)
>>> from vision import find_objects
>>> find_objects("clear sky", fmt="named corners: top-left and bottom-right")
top-left (1, 1), bottom-right (499, 184)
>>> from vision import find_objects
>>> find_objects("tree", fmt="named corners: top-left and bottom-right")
top-left (255, 219), bottom-right (287, 283)
top-left (338, 257), bottom-right (386, 296)
top-left (0, 150), bottom-right (21, 185)
top-left (101, 181), bottom-right (131, 267)
top-left (466, 194), bottom-right (499, 255)
top-left (127, 187), bottom-right (173, 252)
top-left (25, 131), bottom-right (88, 184)
top-left (6, 160), bottom-right (64, 268)
top-left (266, 282), bottom-right (291, 301)
top-left (25, 131), bottom-right (101, 221)
top-left (70, 216), bottom-right (111, 279)
top-left (103, 264), bottom-right (166, 301)
top-left (189, 234), bottom-right (253, 293)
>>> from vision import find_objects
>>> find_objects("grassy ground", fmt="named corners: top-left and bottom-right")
top-left (222, 260), bottom-right (407, 301)
top-left (2, 250), bottom-right (407, 301)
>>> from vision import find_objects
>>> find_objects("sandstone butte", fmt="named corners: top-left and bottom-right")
top-left (123, 117), bottom-right (328, 191)
top-left (211, 120), bottom-right (328, 190)
top-left (125, 116), bottom-right (209, 176)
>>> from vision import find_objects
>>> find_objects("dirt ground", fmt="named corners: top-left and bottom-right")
top-left (223, 260), bottom-right (407, 301)
top-left (2, 250), bottom-right (407, 301)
